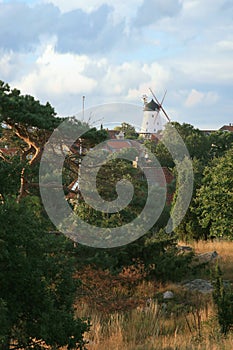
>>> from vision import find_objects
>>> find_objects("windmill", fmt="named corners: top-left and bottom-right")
top-left (141, 88), bottom-right (171, 136)
top-left (149, 88), bottom-right (171, 123)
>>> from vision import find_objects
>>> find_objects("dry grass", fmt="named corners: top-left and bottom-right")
top-left (74, 240), bottom-right (233, 350)
top-left (189, 240), bottom-right (233, 281)
top-left (78, 300), bottom-right (233, 350)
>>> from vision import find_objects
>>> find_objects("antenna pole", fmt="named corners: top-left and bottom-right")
top-left (82, 95), bottom-right (85, 120)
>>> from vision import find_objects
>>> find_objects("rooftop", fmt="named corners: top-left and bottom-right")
top-left (144, 99), bottom-right (160, 112)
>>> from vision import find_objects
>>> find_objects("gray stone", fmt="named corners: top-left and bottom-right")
top-left (163, 291), bottom-right (174, 299)
top-left (177, 245), bottom-right (193, 252)
top-left (192, 250), bottom-right (218, 266)
top-left (183, 279), bottom-right (213, 294)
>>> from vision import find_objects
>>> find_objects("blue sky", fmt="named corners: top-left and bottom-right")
top-left (0, 0), bottom-right (232, 129)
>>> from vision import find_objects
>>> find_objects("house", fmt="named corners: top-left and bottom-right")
top-left (0, 146), bottom-right (20, 157)
top-left (219, 123), bottom-right (233, 132)
top-left (200, 123), bottom-right (233, 135)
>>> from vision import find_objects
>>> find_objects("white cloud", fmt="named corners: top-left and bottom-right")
top-left (11, 42), bottom-right (97, 102)
top-left (185, 89), bottom-right (219, 108)
top-left (1, 0), bottom-right (232, 128)
top-left (216, 40), bottom-right (233, 51)
top-left (134, 0), bottom-right (182, 26)
top-left (185, 89), bottom-right (204, 107)
top-left (0, 2), bottom-right (125, 54)
top-left (126, 63), bottom-right (171, 101)
top-left (9, 39), bottom-right (172, 116)
top-left (204, 91), bottom-right (219, 105)
top-left (43, 0), bottom-right (143, 17)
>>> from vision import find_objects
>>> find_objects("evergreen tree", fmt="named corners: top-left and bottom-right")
top-left (0, 198), bottom-right (89, 349)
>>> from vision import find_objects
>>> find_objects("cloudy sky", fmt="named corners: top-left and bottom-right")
top-left (0, 0), bottom-right (232, 129)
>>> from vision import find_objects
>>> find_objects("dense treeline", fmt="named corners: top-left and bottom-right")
top-left (162, 123), bottom-right (233, 241)
top-left (113, 119), bottom-right (233, 241)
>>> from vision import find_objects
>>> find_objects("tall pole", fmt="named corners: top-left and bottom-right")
top-left (82, 95), bottom-right (85, 120)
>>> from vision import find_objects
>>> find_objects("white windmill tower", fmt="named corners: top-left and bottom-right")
top-left (141, 88), bottom-right (170, 136)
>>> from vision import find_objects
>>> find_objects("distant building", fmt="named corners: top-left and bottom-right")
top-left (0, 146), bottom-right (20, 157)
top-left (200, 129), bottom-right (216, 136)
top-left (103, 139), bottom-right (135, 153)
top-left (140, 98), bottom-right (168, 138)
top-left (107, 129), bottom-right (118, 139)
top-left (201, 123), bottom-right (233, 135)
top-left (219, 123), bottom-right (233, 132)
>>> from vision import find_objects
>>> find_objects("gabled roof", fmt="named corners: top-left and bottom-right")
top-left (219, 124), bottom-right (233, 132)
top-left (144, 99), bottom-right (160, 112)
top-left (106, 140), bottom-right (132, 151)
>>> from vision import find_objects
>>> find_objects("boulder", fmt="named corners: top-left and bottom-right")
top-left (183, 279), bottom-right (213, 294)
top-left (163, 291), bottom-right (174, 300)
top-left (192, 250), bottom-right (218, 266)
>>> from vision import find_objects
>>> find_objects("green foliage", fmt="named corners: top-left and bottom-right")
top-left (170, 156), bottom-right (193, 231)
top-left (170, 122), bottom-right (210, 161)
top-left (0, 156), bottom-right (23, 199)
top-left (212, 264), bottom-right (233, 335)
top-left (143, 139), bottom-right (157, 154)
top-left (174, 158), bottom-right (208, 241)
top-left (171, 125), bottom-right (233, 241)
top-left (75, 157), bottom-right (148, 228)
top-left (0, 199), bottom-right (89, 349)
top-left (143, 229), bottom-right (194, 282)
top-left (154, 141), bottom-right (175, 168)
top-left (73, 227), bottom-right (193, 283)
top-left (81, 126), bottom-right (109, 148)
top-left (195, 147), bottom-right (233, 239)
top-left (0, 80), bottom-right (60, 130)
top-left (114, 122), bottom-right (139, 139)
top-left (71, 137), bottom-right (191, 280)
top-left (209, 131), bottom-right (233, 158)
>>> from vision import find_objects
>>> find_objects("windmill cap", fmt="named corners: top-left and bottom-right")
top-left (144, 99), bottom-right (160, 111)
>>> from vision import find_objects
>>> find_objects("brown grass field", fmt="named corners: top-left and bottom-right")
top-left (75, 240), bottom-right (233, 350)
top-left (191, 240), bottom-right (233, 281)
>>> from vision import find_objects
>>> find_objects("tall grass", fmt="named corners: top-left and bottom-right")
top-left (77, 299), bottom-right (233, 350)
top-left (190, 240), bottom-right (233, 281)
top-left (74, 241), bottom-right (233, 350)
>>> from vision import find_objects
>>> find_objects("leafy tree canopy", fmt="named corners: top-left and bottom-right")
top-left (114, 122), bottom-right (139, 139)
top-left (195, 147), bottom-right (233, 239)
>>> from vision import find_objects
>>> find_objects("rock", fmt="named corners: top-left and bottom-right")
top-left (192, 250), bottom-right (218, 266)
top-left (163, 291), bottom-right (174, 299)
top-left (183, 279), bottom-right (213, 294)
top-left (177, 245), bottom-right (193, 252)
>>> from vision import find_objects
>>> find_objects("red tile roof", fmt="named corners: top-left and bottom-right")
top-left (0, 147), bottom-right (19, 156)
top-left (106, 140), bottom-right (132, 150)
top-left (219, 125), bottom-right (233, 132)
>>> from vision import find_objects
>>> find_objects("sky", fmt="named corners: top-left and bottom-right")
top-left (0, 0), bottom-right (233, 129)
